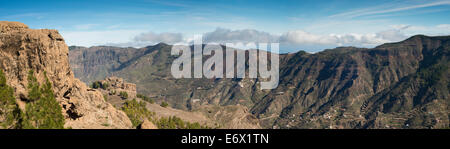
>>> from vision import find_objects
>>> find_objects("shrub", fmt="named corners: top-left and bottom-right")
top-left (21, 71), bottom-right (65, 129)
top-left (102, 83), bottom-right (109, 90)
top-left (119, 91), bottom-right (128, 99)
top-left (110, 90), bottom-right (116, 95)
top-left (91, 81), bottom-right (101, 89)
top-left (121, 98), bottom-right (154, 128)
top-left (91, 81), bottom-right (109, 90)
top-left (103, 94), bottom-right (108, 101)
top-left (155, 116), bottom-right (209, 129)
top-left (160, 102), bottom-right (168, 108)
top-left (148, 98), bottom-right (155, 104)
top-left (137, 93), bottom-right (154, 104)
top-left (136, 93), bottom-right (144, 99)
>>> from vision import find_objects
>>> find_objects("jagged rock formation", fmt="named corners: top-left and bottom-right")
top-left (0, 21), bottom-right (132, 128)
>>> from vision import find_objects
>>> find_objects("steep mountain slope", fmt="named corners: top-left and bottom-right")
top-left (269, 35), bottom-right (449, 129)
top-left (69, 45), bottom-right (150, 84)
top-left (70, 44), bottom-right (259, 110)
top-left (69, 35), bottom-right (450, 129)
top-left (0, 21), bottom-right (132, 128)
top-left (361, 36), bottom-right (449, 128)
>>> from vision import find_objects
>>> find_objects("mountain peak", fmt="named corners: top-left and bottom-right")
top-left (404, 34), bottom-right (429, 42)
top-left (375, 34), bottom-right (449, 49)
top-left (155, 42), bottom-right (169, 47)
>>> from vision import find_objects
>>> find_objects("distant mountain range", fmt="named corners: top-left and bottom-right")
top-left (69, 35), bottom-right (449, 129)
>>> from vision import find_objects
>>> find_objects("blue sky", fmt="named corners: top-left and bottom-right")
top-left (1, 0), bottom-right (450, 52)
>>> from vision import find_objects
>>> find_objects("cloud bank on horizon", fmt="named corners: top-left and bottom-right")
top-left (1, 0), bottom-right (450, 52)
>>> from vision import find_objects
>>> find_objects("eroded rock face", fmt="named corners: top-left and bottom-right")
top-left (0, 21), bottom-right (132, 129)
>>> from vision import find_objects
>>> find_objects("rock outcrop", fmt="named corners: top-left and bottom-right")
top-left (138, 119), bottom-right (157, 129)
top-left (98, 77), bottom-right (137, 99)
top-left (0, 21), bottom-right (132, 128)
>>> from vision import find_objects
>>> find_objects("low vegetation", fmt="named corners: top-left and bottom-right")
top-left (109, 90), bottom-right (116, 95)
top-left (91, 81), bottom-right (109, 90)
top-left (137, 93), bottom-right (154, 104)
top-left (160, 102), bottom-right (169, 108)
top-left (155, 116), bottom-right (209, 129)
top-left (120, 98), bottom-right (210, 129)
top-left (119, 91), bottom-right (128, 99)
top-left (103, 94), bottom-right (108, 101)
top-left (121, 98), bottom-right (154, 127)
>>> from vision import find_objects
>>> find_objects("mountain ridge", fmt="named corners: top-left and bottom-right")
top-left (69, 34), bottom-right (450, 129)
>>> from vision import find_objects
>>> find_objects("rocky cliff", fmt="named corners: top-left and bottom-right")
top-left (0, 21), bottom-right (132, 128)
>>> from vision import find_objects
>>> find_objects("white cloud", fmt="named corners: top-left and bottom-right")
top-left (437, 24), bottom-right (450, 30)
top-left (280, 30), bottom-right (337, 45)
top-left (133, 32), bottom-right (183, 44)
top-left (60, 24), bottom-right (449, 52)
top-left (375, 29), bottom-right (408, 41)
top-left (199, 28), bottom-right (410, 51)
top-left (279, 30), bottom-right (402, 47)
top-left (401, 24), bottom-right (450, 36)
top-left (203, 28), bottom-right (279, 43)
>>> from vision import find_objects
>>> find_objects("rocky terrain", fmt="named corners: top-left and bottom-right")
top-left (94, 77), bottom-right (261, 129)
top-left (0, 21), bottom-right (132, 129)
top-left (70, 35), bottom-right (449, 129)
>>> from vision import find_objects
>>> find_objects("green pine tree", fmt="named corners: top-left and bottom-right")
top-left (27, 70), bottom-right (41, 101)
top-left (0, 69), bottom-right (21, 129)
top-left (121, 98), bottom-right (154, 128)
top-left (21, 71), bottom-right (65, 129)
